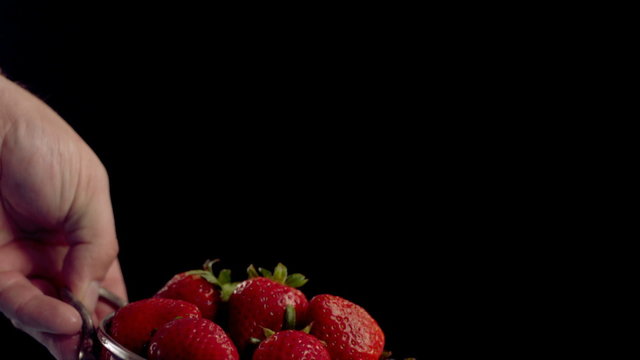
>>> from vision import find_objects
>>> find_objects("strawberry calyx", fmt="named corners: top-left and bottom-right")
top-left (263, 327), bottom-right (276, 338)
top-left (249, 327), bottom-right (276, 345)
top-left (185, 259), bottom-right (238, 301)
top-left (284, 305), bottom-right (296, 330)
top-left (301, 322), bottom-right (313, 334)
top-left (249, 308), bottom-right (311, 346)
top-left (246, 263), bottom-right (309, 288)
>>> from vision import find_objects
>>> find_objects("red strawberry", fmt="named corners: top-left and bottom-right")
top-left (155, 259), bottom-right (237, 319)
top-left (308, 294), bottom-right (385, 360)
top-left (252, 330), bottom-right (330, 360)
top-left (148, 317), bottom-right (239, 360)
top-left (155, 273), bottom-right (220, 319)
top-left (109, 298), bottom-right (201, 356)
top-left (229, 263), bottom-right (309, 351)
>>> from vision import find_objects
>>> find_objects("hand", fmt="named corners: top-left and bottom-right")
top-left (0, 75), bottom-right (127, 360)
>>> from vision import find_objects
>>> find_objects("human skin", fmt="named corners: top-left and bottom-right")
top-left (0, 74), bottom-right (127, 360)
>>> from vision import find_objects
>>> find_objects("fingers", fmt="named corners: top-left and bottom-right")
top-left (102, 259), bottom-right (128, 302)
top-left (0, 271), bottom-right (81, 334)
top-left (0, 240), bottom-right (37, 275)
top-left (62, 164), bottom-right (119, 307)
top-left (0, 239), bottom-right (68, 278)
top-left (13, 322), bottom-right (80, 360)
top-left (37, 333), bottom-right (79, 360)
top-left (11, 280), bottom-right (81, 360)
top-left (95, 259), bottom-right (128, 322)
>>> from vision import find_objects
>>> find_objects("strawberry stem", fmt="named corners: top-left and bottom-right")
top-left (247, 264), bottom-right (260, 279)
top-left (204, 259), bottom-right (220, 272)
top-left (185, 260), bottom-right (238, 302)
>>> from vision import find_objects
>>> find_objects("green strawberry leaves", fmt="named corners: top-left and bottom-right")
top-left (284, 305), bottom-right (296, 330)
top-left (273, 263), bottom-right (287, 283)
top-left (185, 259), bottom-right (239, 301)
top-left (247, 263), bottom-right (309, 288)
top-left (285, 274), bottom-right (308, 288)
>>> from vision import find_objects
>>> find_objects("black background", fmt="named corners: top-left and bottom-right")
top-left (0, 2), bottom-right (440, 359)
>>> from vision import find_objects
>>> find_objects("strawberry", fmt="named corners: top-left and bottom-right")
top-left (229, 263), bottom-right (309, 351)
top-left (308, 294), bottom-right (385, 360)
top-left (148, 317), bottom-right (239, 360)
top-left (252, 330), bottom-right (330, 360)
top-left (155, 259), bottom-right (237, 319)
top-left (109, 298), bottom-right (201, 356)
top-left (155, 272), bottom-right (220, 319)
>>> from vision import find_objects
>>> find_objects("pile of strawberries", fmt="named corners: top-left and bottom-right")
top-left (106, 260), bottom-right (388, 360)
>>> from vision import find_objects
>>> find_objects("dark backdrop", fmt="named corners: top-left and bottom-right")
top-left (0, 2), bottom-right (442, 359)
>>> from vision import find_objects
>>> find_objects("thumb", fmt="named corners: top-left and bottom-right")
top-left (0, 271), bottom-right (81, 334)
top-left (12, 323), bottom-right (80, 360)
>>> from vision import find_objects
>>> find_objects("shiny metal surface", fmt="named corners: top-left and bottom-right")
top-left (60, 288), bottom-right (97, 360)
top-left (99, 287), bottom-right (128, 309)
top-left (60, 287), bottom-right (138, 360)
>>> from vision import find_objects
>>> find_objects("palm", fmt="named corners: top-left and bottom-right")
top-left (0, 115), bottom-right (86, 289)
top-left (0, 198), bottom-right (73, 300)
top-left (0, 111), bottom-right (83, 235)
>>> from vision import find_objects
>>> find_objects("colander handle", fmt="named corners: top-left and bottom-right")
top-left (61, 287), bottom-right (127, 360)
